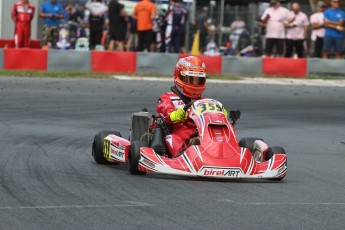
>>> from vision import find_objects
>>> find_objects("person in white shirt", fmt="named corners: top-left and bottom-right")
top-left (260, 0), bottom-right (289, 57)
top-left (284, 2), bottom-right (309, 58)
top-left (310, 4), bottom-right (326, 58)
top-left (85, 0), bottom-right (108, 50)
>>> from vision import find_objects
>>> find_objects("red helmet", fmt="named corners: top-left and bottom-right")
top-left (174, 56), bottom-right (207, 99)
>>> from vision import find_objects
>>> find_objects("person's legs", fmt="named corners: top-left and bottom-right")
top-left (51, 26), bottom-right (59, 48)
top-left (265, 38), bottom-right (274, 57)
top-left (285, 39), bottom-right (294, 57)
top-left (117, 40), bottom-right (124, 51)
top-left (277, 39), bottom-right (285, 57)
top-left (89, 29), bottom-right (95, 49)
top-left (23, 25), bottom-right (31, 48)
top-left (165, 134), bottom-right (186, 158)
top-left (295, 39), bottom-right (304, 58)
top-left (322, 36), bottom-right (332, 59)
top-left (41, 25), bottom-right (50, 47)
top-left (334, 37), bottom-right (344, 59)
top-left (126, 33), bottom-right (133, 51)
top-left (95, 29), bottom-right (103, 47)
top-left (165, 25), bottom-right (172, 52)
top-left (170, 31), bottom-right (177, 53)
top-left (137, 31), bottom-right (145, 51)
top-left (146, 30), bottom-right (154, 52)
top-left (15, 25), bottom-right (24, 48)
top-left (174, 31), bottom-right (181, 53)
top-left (180, 32), bottom-right (186, 53)
top-left (314, 36), bottom-right (323, 58)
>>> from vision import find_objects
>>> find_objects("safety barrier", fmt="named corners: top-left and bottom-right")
top-left (263, 58), bottom-right (307, 78)
top-left (48, 50), bottom-right (91, 72)
top-left (1, 48), bottom-right (345, 77)
top-left (222, 57), bottom-right (262, 76)
top-left (0, 39), bottom-right (41, 49)
top-left (0, 49), bottom-right (3, 69)
top-left (307, 58), bottom-right (345, 76)
top-left (91, 51), bottom-right (136, 73)
top-left (4, 48), bottom-right (47, 70)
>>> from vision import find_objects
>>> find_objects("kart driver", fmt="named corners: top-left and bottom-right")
top-left (11, 0), bottom-right (35, 48)
top-left (156, 56), bottom-right (227, 157)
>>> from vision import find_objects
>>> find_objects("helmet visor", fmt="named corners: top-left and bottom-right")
top-left (179, 71), bottom-right (206, 85)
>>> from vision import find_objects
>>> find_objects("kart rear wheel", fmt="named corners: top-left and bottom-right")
top-left (92, 131), bottom-right (122, 164)
top-left (238, 137), bottom-right (264, 153)
top-left (129, 141), bottom-right (148, 175)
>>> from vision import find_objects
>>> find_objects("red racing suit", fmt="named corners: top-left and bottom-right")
top-left (156, 92), bottom-right (197, 157)
top-left (11, 2), bottom-right (35, 48)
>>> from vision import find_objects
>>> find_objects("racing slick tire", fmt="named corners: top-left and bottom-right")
top-left (92, 131), bottom-right (122, 164)
top-left (238, 137), bottom-right (264, 153)
top-left (129, 141), bottom-right (148, 175)
top-left (270, 146), bottom-right (286, 155)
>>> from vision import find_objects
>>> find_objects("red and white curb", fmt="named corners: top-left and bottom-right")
top-left (114, 76), bottom-right (345, 87)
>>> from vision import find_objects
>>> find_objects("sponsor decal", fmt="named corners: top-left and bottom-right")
top-left (202, 167), bottom-right (242, 177)
top-left (142, 159), bottom-right (155, 169)
top-left (110, 143), bottom-right (125, 160)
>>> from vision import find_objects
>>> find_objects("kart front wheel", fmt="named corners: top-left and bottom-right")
top-left (129, 141), bottom-right (148, 175)
top-left (92, 131), bottom-right (122, 164)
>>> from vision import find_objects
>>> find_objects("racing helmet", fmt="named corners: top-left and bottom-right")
top-left (174, 56), bottom-right (207, 99)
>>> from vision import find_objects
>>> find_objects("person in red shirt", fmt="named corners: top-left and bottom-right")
top-left (11, 0), bottom-right (35, 48)
top-left (156, 56), bottom-right (227, 157)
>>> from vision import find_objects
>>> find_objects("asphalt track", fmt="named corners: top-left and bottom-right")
top-left (0, 77), bottom-right (344, 230)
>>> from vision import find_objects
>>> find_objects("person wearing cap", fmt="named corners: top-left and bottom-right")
top-left (260, 0), bottom-right (289, 57)
top-left (284, 2), bottom-right (309, 58)
top-left (310, 2), bottom-right (327, 58)
top-left (323, 0), bottom-right (345, 59)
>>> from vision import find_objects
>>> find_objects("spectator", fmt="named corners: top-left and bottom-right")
top-left (230, 16), bottom-right (248, 52)
top-left (284, 2), bottom-right (309, 58)
top-left (195, 6), bottom-right (209, 53)
top-left (260, 0), bottom-right (289, 57)
top-left (126, 16), bottom-right (138, 51)
top-left (165, 0), bottom-right (187, 53)
top-left (108, 0), bottom-right (127, 51)
top-left (179, 3), bottom-right (188, 54)
top-left (39, 0), bottom-right (64, 48)
top-left (133, 0), bottom-right (156, 52)
top-left (323, 0), bottom-right (345, 59)
top-left (11, 0), bottom-right (35, 48)
top-left (66, 3), bottom-right (84, 23)
top-left (86, 0), bottom-right (108, 50)
top-left (230, 16), bottom-right (246, 31)
top-left (310, 3), bottom-right (326, 58)
top-left (155, 6), bottom-right (167, 52)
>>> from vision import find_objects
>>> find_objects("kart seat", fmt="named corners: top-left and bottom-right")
top-left (150, 125), bottom-right (168, 156)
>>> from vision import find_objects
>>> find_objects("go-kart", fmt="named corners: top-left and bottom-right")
top-left (92, 88), bottom-right (287, 180)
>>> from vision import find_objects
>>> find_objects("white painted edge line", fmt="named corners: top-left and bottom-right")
top-left (0, 201), bottom-right (152, 210)
top-left (113, 75), bottom-right (345, 87)
top-left (216, 200), bottom-right (345, 205)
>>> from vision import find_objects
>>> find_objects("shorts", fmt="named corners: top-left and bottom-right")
top-left (109, 26), bottom-right (125, 41)
top-left (42, 25), bottom-right (59, 47)
top-left (265, 38), bottom-right (284, 56)
top-left (323, 36), bottom-right (344, 52)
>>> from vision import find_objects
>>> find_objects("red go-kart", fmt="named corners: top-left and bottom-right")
top-left (92, 95), bottom-right (287, 180)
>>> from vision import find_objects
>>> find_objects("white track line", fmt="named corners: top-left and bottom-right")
top-left (0, 201), bottom-right (152, 210)
top-left (114, 76), bottom-right (345, 87)
top-left (216, 200), bottom-right (345, 205)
